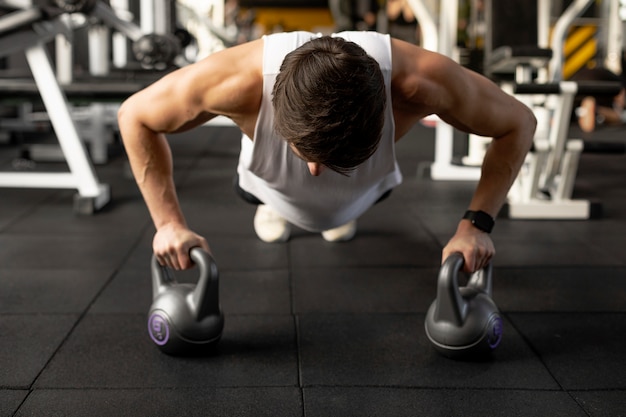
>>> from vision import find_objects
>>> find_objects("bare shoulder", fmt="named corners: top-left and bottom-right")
top-left (390, 38), bottom-right (466, 111)
top-left (389, 38), bottom-right (534, 139)
top-left (123, 39), bottom-right (264, 135)
top-left (389, 38), bottom-right (463, 133)
top-left (180, 39), bottom-right (265, 117)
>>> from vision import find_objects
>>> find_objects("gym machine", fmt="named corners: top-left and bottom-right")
top-left (504, 81), bottom-right (621, 219)
top-left (0, 0), bottom-right (188, 213)
top-left (480, 0), bottom-right (623, 219)
top-left (408, 0), bottom-right (482, 181)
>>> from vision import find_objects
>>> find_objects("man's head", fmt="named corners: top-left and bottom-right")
top-left (272, 36), bottom-right (386, 175)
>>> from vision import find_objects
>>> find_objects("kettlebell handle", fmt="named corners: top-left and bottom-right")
top-left (467, 260), bottom-right (493, 296)
top-left (151, 253), bottom-right (171, 300)
top-left (435, 252), bottom-right (467, 326)
top-left (150, 248), bottom-right (220, 320)
top-left (189, 247), bottom-right (221, 319)
top-left (435, 252), bottom-right (493, 326)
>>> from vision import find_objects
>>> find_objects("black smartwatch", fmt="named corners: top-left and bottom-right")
top-left (463, 210), bottom-right (495, 233)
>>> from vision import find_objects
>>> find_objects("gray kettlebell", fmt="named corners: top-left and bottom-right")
top-left (147, 247), bottom-right (224, 355)
top-left (424, 252), bottom-right (503, 360)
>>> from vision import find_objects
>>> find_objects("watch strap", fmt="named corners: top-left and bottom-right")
top-left (463, 210), bottom-right (495, 233)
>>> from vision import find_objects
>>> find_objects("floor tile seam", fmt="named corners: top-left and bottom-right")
top-left (0, 266), bottom-right (135, 272)
top-left (0, 386), bottom-right (31, 391)
top-left (289, 244), bottom-right (305, 403)
top-left (503, 311), bottom-right (626, 316)
top-left (0, 191), bottom-right (60, 234)
top-left (217, 267), bottom-right (291, 273)
top-left (6, 311), bottom-right (625, 318)
top-left (0, 231), bottom-right (149, 238)
top-left (293, 311), bottom-right (429, 315)
top-left (299, 384), bottom-right (571, 392)
top-left (505, 314), bottom-right (568, 393)
top-left (0, 232), bottom-right (146, 239)
top-left (74, 312), bottom-right (298, 318)
top-left (288, 263), bottom-right (443, 270)
top-left (0, 313), bottom-right (82, 317)
top-left (493, 265), bottom-right (626, 271)
top-left (26, 224), bottom-right (152, 391)
top-left (568, 388), bottom-right (626, 392)
top-left (286, 242), bottom-right (295, 316)
top-left (492, 262), bottom-right (626, 268)
top-left (19, 386), bottom-right (606, 394)
top-left (410, 213), bottom-right (447, 249)
top-left (28, 384), bottom-right (302, 391)
top-left (502, 310), bottom-right (626, 314)
top-left (15, 386), bottom-right (618, 393)
top-left (288, 265), bottom-right (440, 271)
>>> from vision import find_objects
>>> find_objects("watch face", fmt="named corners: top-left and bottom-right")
top-left (464, 210), bottom-right (494, 233)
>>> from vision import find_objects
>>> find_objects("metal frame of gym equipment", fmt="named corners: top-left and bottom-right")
top-left (506, 81), bottom-right (620, 219)
top-left (5, 0), bottom-right (235, 166)
top-left (0, 0), bottom-right (196, 213)
top-left (408, 0), bottom-right (482, 181)
top-left (0, 9), bottom-right (110, 214)
top-left (485, 0), bottom-right (623, 220)
top-left (49, 0), bottom-right (180, 165)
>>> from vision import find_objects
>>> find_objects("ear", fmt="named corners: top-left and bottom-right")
top-left (307, 162), bottom-right (324, 176)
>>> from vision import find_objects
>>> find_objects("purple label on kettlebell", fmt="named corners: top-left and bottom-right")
top-left (487, 316), bottom-right (503, 349)
top-left (148, 312), bottom-right (170, 346)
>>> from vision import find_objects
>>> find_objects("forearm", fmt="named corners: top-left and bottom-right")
top-left (467, 109), bottom-right (536, 219)
top-left (120, 120), bottom-right (187, 230)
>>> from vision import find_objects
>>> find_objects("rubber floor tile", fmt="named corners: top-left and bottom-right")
top-left (177, 171), bottom-right (243, 205)
top-left (2, 194), bottom-right (150, 237)
top-left (572, 390), bottom-right (626, 417)
top-left (121, 234), bottom-right (290, 272)
top-left (15, 387), bottom-right (303, 417)
top-left (582, 237), bottom-right (626, 266)
top-left (493, 267), bottom-right (626, 312)
top-left (35, 314), bottom-right (298, 389)
top-left (90, 267), bottom-right (291, 315)
top-left (508, 313), bottom-right (626, 390)
top-left (289, 235), bottom-right (441, 269)
top-left (353, 199), bottom-right (430, 237)
top-left (0, 268), bottom-right (113, 314)
top-left (492, 240), bottom-right (622, 267)
top-left (0, 390), bottom-right (28, 417)
top-left (0, 189), bottom-right (57, 232)
top-left (179, 201), bottom-right (258, 237)
top-left (297, 313), bottom-right (559, 390)
top-left (0, 235), bottom-right (138, 270)
top-left (0, 314), bottom-right (78, 388)
top-left (292, 266), bottom-right (439, 314)
top-left (207, 236), bottom-right (291, 271)
top-left (303, 387), bottom-right (589, 417)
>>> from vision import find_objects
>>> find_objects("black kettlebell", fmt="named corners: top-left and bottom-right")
top-left (147, 247), bottom-right (224, 355)
top-left (424, 252), bottom-right (503, 360)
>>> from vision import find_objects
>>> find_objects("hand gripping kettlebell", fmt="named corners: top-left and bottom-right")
top-left (424, 252), bottom-right (503, 360)
top-left (147, 248), bottom-right (224, 355)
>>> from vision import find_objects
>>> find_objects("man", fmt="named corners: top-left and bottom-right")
top-left (118, 31), bottom-right (535, 273)
top-left (572, 66), bottom-right (626, 133)
top-left (329, 0), bottom-right (380, 32)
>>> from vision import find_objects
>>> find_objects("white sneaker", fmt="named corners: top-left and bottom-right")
top-left (253, 205), bottom-right (290, 243)
top-left (321, 220), bottom-right (357, 242)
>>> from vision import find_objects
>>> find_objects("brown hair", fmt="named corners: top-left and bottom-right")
top-left (272, 36), bottom-right (386, 175)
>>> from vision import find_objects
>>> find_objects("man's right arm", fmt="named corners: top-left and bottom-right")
top-left (117, 40), bottom-right (263, 269)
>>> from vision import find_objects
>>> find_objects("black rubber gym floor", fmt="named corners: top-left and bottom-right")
top-left (1, 123), bottom-right (625, 416)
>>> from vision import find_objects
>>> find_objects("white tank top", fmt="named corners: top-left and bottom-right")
top-left (237, 31), bottom-right (402, 232)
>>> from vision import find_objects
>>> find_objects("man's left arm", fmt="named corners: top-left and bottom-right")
top-left (391, 42), bottom-right (536, 272)
top-left (437, 61), bottom-right (536, 272)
